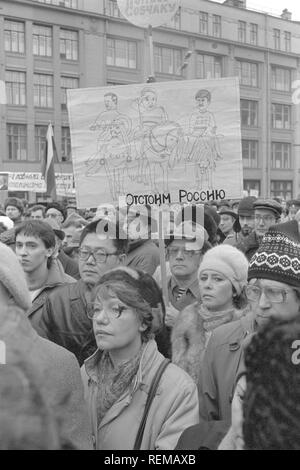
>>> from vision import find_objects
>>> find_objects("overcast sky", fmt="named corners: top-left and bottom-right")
top-left (213, 0), bottom-right (300, 21)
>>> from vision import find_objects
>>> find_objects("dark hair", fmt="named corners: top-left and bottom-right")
top-left (243, 319), bottom-right (300, 450)
top-left (15, 221), bottom-right (56, 268)
top-left (30, 205), bottom-right (46, 217)
top-left (94, 268), bottom-right (165, 341)
top-left (79, 219), bottom-right (129, 254)
top-left (46, 202), bottom-right (67, 221)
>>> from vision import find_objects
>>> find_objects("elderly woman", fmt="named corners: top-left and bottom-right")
top-left (171, 245), bottom-right (249, 383)
top-left (81, 267), bottom-right (199, 450)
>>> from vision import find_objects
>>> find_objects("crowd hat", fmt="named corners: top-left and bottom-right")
top-left (4, 197), bottom-right (24, 215)
top-left (0, 242), bottom-right (31, 310)
top-left (199, 244), bottom-right (249, 295)
top-left (238, 196), bottom-right (257, 217)
top-left (219, 208), bottom-right (240, 232)
top-left (248, 220), bottom-right (300, 288)
top-left (253, 199), bottom-right (282, 219)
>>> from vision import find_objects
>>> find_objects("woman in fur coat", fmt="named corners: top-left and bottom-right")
top-left (171, 245), bottom-right (249, 384)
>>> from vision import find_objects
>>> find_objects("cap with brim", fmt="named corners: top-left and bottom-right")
top-left (253, 199), bottom-right (282, 218)
top-left (219, 209), bottom-right (238, 219)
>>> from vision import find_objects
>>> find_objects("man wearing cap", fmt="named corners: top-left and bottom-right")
top-left (4, 197), bottom-right (24, 224)
top-left (236, 198), bottom-right (282, 261)
top-left (163, 221), bottom-right (209, 328)
top-left (15, 220), bottom-right (75, 331)
top-left (198, 219), bottom-right (300, 423)
top-left (224, 196), bottom-right (256, 247)
top-left (219, 208), bottom-right (239, 246)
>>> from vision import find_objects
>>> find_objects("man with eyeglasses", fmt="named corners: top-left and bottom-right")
top-left (236, 198), bottom-right (282, 261)
top-left (36, 219), bottom-right (128, 366)
top-left (198, 219), bottom-right (300, 424)
top-left (163, 221), bottom-right (210, 328)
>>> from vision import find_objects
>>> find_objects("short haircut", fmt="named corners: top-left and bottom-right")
top-left (195, 89), bottom-right (211, 102)
top-left (243, 319), bottom-right (300, 450)
top-left (94, 268), bottom-right (165, 341)
top-left (30, 205), bottom-right (46, 217)
top-left (79, 219), bottom-right (129, 254)
top-left (46, 202), bottom-right (67, 221)
top-left (15, 220), bottom-right (56, 249)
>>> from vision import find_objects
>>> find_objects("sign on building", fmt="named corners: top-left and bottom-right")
top-left (117, 0), bottom-right (181, 28)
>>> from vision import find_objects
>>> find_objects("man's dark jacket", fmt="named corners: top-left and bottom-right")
top-left (38, 280), bottom-right (171, 366)
top-left (58, 250), bottom-right (80, 280)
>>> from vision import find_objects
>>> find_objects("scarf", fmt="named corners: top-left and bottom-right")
top-left (199, 303), bottom-right (237, 332)
top-left (97, 344), bottom-right (145, 423)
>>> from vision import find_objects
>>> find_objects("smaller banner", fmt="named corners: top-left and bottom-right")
top-left (0, 172), bottom-right (75, 196)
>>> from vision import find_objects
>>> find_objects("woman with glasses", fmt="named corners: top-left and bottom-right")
top-left (171, 244), bottom-right (249, 384)
top-left (81, 267), bottom-right (199, 450)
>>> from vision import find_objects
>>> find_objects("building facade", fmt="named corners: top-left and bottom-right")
top-left (0, 0), bottom-right (300, 204)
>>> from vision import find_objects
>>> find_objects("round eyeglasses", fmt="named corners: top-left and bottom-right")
top-left (245, 285), bottom-right (296, 304)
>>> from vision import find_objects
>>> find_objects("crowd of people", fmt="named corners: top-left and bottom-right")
top-left (0, 194), bottom-right (299, 450)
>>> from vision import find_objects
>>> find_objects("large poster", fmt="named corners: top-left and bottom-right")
top-left (67, 77), bottom-right (243, 208)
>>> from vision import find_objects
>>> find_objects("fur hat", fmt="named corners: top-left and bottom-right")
top-left (238, 196), bottom-right (257, 216)
top-left (248, 220), bottom-right (300, 287)
top-left (199, 245), bottom-right (249, 295)
top-left (4, 197), bottom-right (24, 215)
top-left (0, 242), bottom-right (31, 310)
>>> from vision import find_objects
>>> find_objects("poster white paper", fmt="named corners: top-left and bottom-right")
top-left (5, 172), bottom-right (75, 196)
top-left (67, 77), bottom-right (243, 208)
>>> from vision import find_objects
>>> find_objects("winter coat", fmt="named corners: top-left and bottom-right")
top-left (81, 339), bottom-right (199, 450)
top-left (37, 280), bottom-right (97, 366)
top-left (175, 418), bottom-right (230, 450)
top-left (198, 313), bottom-right (255, 421)
top-left (38, 280), bottom-right (171, 366)
top-left (1, 305), bottom-right (92, 450)
top-left (236, 231), bottom-right (260, 261)
top-left (28, 259), bottom-right (75, 332)
top-left (126, 239), bottom-right (160, 275)
top-left (171, 301), bottom-right (247, 383)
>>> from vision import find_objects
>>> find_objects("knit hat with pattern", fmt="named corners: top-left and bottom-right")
top-left (248, 220), bottom-right (300, 287)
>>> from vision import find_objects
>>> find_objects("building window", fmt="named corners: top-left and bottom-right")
top-left (36, 0), bottom-right (78, 7)
top-left (33, 24), bottom-right (52, 56)
top-left (4, 20), bottom-right (25, 53)
top-left (35, 125), bottom-right (47, 162)
top-left (61, 76), bottom-right (79, 109)
top-left (61, 127), bottom-right (71, 161)
top-left (272, 104), bottom-right (291, 129)
top-left (196, 54), bottom-right (222, 79)
top-left (60, 29), bottom-right (78, 61)
top-left (284, 31), bottom-right (291, 52)
top-left (242, 140), bottom-right (258, 168)
top-left (199, 12), bottom-right (208, 35)
top-left (212, 15), bottom-right (221, 38)
top-left (106, 0), bottom-right (122, 18)
top-left (241, 100), bottom-right (258, 127)
top-left (271, 180), bottom-right (292, 200)
top-left (271, 66), bottom-right (291, 92)
top-left (237, 61), bottom-right (258, 87)
top-left (34, 73), bottom-right (53, 107)
top-left (154, 45), bottom-right (182, 75)
top-left (5, 70), bottom-right (26, 106)
top-left (250, 23), bottom-right (258, 45)
top-left (273, 29), bottom-right (281, 50)
top-left (238, 21), bottom-right (246, 43)
top-left (107, 38), bottom-right (137, 69)
top-left (272, 142), bottom-right (291, 169)
top-left (168, 7), bottom-right (181, 30)
top-left (6, 124), bottom-right (27, 161)
top-left (244, 179), bottom-right (260, 196)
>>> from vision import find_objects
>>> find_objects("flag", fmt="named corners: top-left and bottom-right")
top-left (42, 123), bottom-right (57, 200)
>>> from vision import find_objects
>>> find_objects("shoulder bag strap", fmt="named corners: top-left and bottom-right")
top-left (133, 358), bottom-right (171, 450)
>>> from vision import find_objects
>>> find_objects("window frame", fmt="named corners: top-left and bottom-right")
top-left (60, 28), bottom-right (79, 61)
top-left (154, 45), bottom-right (182, 76)
top-left (5, 70), bottom-right (26, 106)
top-left (271, 142), bottom-right (291, 169)
top-left (4, 19), bottom-right (25, 54)
top-left (237, 60), bottom-right (258, 87)
top-left (106, 37), bottom-right (137, 69)
top-left (240, 99), bottom-right (258, 127)
top-left (242, 140), bottom-right (259, 168)
top-left (196, 53), bottom-right (222, 79)
top-left (33, 73), bottom-right (54, 108)
top-left (33, 24), bottom-right (53, 57)
top-left (6, 124), bottom-right (27, 161)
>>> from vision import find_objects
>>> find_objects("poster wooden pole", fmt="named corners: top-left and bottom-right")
top-left (158, 209), bottom-right (169, 307)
